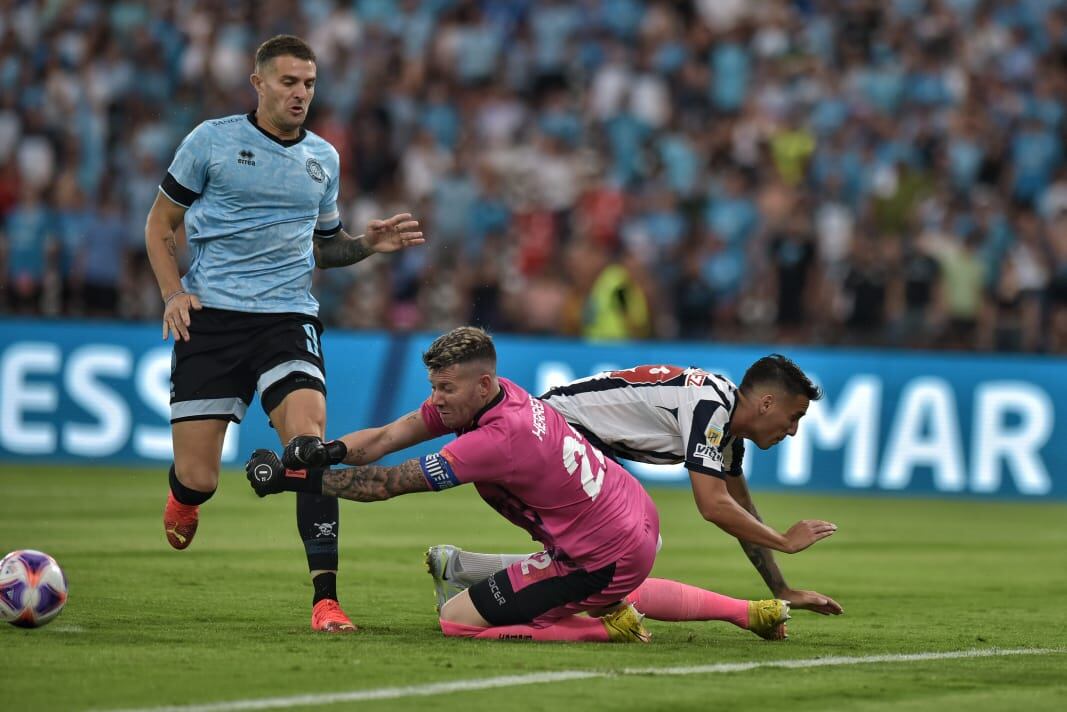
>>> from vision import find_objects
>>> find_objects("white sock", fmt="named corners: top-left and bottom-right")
top-left (449, 550), bottom-right (530, 586)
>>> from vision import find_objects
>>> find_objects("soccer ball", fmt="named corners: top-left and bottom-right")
top-left (0, 549), bottom-right (69, 628)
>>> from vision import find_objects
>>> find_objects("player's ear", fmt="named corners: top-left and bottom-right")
top-left (760, 392), bottom-right (775, 414)
top-left (250, 72), bottom-right (263, 95)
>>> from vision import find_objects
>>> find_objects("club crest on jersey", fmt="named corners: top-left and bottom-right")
top-left (704, 423), bottom-right (723, 447)
top-left (306, 158), bottom-right (325, 183)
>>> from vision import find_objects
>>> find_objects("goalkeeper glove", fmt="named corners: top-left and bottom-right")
top-left (283, 435), bottom-right (348, 469)
top-left (245, 448), bottom-right (324, 497)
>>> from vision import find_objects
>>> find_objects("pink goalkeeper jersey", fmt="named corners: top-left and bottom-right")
top-left (418, 377), bottom-right (657, 571)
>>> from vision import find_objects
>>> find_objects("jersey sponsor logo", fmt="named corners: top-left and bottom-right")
top-left (694, 442), bottom-right (723, 468)
top-left (704, 423), bottom-right (723, 447)
top-left (210, 116), bottom-right (243, 125)
top-left (608, 365), bottom-right (685, 385)
top-left (306, 158), bottom-right (325, 183)
top-left (237, 149), bottom-right (256, 166)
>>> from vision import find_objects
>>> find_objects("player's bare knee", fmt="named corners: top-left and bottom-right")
top-left (439, 592), bottom-right (487, 627)
top-left (175, 462), bottom-right (220, 492)
top-left (270, 392), bottom-right (326, 441)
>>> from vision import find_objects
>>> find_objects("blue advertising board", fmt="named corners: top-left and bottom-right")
top-left (0, 319), bottom-right (391, 468)
top-left (1, 319), bottom-right (1065, 500)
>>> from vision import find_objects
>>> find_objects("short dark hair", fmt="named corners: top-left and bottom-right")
top-left (254, 35), bottom-right (316, 72)
top-left (739, 354), bottom-right (822, 401)
top-left (422, 326), bottom-right (497, 372)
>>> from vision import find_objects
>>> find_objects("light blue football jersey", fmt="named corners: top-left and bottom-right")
top-left (160, 113), bottom-right (342, 316)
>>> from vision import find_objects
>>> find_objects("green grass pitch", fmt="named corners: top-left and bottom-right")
top-left (2, 464), bottom-right (1065, 711)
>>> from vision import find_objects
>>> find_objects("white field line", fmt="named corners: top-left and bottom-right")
top-left (99, 647), bottom-right (1064, 712)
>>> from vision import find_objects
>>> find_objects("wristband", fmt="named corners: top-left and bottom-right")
top-left (283, 467), bottom-right (325, 494)
top-left (164, 289), bottom-right (186, 306)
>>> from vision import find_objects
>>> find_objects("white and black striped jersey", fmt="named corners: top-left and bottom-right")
top-left (540, 365), bottom-right (745, 479)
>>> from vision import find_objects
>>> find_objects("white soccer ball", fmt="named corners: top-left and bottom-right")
top-left (0, 549), bottom-right (69, 628)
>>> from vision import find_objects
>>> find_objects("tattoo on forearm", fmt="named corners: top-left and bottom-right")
top-left (738, 503), bottom-right (787, 593)
top-left (323, 459), bottom-right (429, 501)
top-left (740, 540), bottom-right (786, 592)
top-left (164, 234), bottom-right (176, 258)
top-left (314, 231), bottom-right (374, 268)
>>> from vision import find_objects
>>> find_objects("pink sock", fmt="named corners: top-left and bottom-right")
top-left (440, 616), bottom-right (610, 642)
top-left (626, 578), bottom-right (749, 629)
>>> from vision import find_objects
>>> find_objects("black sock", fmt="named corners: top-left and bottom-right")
top-left (296, 484), bottom-right (339, 572)
top-left (312, 572), bottom-right (338, 604)
top-left (169, 464), bottom-right (215, 506)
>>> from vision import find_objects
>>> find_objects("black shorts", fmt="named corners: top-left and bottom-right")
top-left (169, 307), bottom-right (326, 424)
top-left (469, 559), bottom-right (617, 627)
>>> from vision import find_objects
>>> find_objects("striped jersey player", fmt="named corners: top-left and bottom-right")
top-left (542, 364), bottom-right (746, 477)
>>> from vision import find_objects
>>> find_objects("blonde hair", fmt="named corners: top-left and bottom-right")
top-left (422, 326), bottom-right (497, 372)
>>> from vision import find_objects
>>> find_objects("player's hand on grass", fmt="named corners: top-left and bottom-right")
top-left (245, 449), bottom-right (286, 497)
top-left (283, 435), bottom-right (347, 469)
top-left (783, 519), bottom-right (838, 553)
top-left (162, 291), bottom-right (202, 342)
top-left (364, 213), bottom-right (424, 254)
top-left (780, 588), bottom-right (844, 615)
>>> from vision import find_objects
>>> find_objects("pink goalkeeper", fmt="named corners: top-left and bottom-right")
top-left (245, 326), bottom-right (790, 643)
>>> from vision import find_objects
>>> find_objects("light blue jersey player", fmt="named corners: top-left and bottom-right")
top-left (143, 35), bottom-right (424, 634)
top-left (160, 112), bottom-right (342, 315)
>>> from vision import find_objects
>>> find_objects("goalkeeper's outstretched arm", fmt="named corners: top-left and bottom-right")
top-left (247, 449), bottom-right (433, 500)
top-left (322, 459), bottom-right (432, 501)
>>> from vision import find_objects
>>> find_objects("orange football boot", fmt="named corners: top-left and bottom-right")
top-left (163, 492), bottom-right (199, 550)
top-left (311, 599), bottom-right (357, 633)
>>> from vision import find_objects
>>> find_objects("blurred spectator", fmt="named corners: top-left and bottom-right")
top-left (930, 231), bottom-right (987, 351)
top-left (887, 235), bottom-right (941, 350)
top-left (79, 186), bottom-right (127, 317)
top-left (671, 239), bottom-right (716, 341)
top-left (840, 237), bottom-right (890, 346)
top-left (4, 184), bottom-right (51, 314)
top-left (1047, 215), bottom-right (1067, 352)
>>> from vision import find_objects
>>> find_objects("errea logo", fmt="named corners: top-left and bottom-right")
top-left (237, 149), bottom-right (256, 166)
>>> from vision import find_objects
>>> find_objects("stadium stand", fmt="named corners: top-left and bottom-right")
top-left (1, 0), bottom-right (1065, 352)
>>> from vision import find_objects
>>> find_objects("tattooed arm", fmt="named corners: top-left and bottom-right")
top-left (145, 192), bottom-right (202, 341)
top-left (724, 474), bottom-right (844, 615)
top-left (313, 213), bottom-right (424, 269)
top-left (723, 473), bottom-right (788, 595)
top-left (323, 458), bottom-right (432, 501)
top-left (312, 229), bottom-right (374, 268)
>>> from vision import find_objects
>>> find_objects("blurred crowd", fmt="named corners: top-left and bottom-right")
top-left (2, 0), bottom-right (1067, 353)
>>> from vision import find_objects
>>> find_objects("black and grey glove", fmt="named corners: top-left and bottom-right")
top-left (245, 448), bottom-right (323, 497)
top-left (282, 435), bottom-right (348, 469)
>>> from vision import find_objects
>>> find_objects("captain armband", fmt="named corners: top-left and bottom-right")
top-left (419, 452), bottom-right (460, 491)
